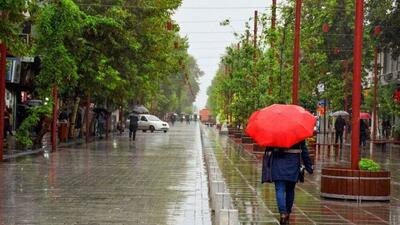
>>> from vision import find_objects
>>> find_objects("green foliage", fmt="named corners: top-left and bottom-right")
top-left (359, 158), bottom-right (381, 172)
top-left (16, 104), bottom-right (52, 147)
top-left (207, 0), bottom-right (378, 127)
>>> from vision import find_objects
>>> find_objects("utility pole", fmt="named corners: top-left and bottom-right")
top-left (292, 0), bottom-right (302, 105)
top-left (351, 0), bottom-right (364, 170)
top-left (0, 42), bottom-right (6, 161)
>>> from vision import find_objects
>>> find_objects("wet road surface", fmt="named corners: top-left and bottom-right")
top-left (0, 123), bottom-right (211, 225)
top-left (202, 127), bottom-right (400, 225)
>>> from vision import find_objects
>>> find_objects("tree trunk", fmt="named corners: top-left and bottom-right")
top-left (69, 97), bottom-right (80, 139)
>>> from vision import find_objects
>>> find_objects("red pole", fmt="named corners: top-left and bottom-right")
top-left (351, 0), bottom-right (364, 170)
top-left (51, 86), bottom-right (58, 152)
top-left (269, 0), bottom-right (277, 94)
top-left (372, 47), bottom-right (378, 141)
top-left (253, 10), bottom-right (258, 50)
top-left (85, 94), bottom-right (90, 143)
top-left (292, 0), bottom-right (302, 105)
top-left (0, 43), bottom-right (6, 161)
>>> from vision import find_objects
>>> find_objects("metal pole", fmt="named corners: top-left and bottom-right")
top-left (351, 0), bottom-right (364, 170)
top-left (85, 93), bottom-right (90, 143)
top-left (372, 47), bottom-right (378, 141)
top-left (0, 43), bottom-right (6, 161)
top-left (292, 0), bottom-right (302, 105)
top-left (51, 86), bottom-right (58, 152)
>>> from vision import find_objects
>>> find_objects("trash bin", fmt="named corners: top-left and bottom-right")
top-left (58, 122), bottom-right (69, 142)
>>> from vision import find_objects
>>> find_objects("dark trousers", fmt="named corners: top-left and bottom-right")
top-left (335, 130), bottom-right (343, 145)
top-left (274, 180), bottom-right (297, 214)
top-left (129, 125), bottom-right (138, 140)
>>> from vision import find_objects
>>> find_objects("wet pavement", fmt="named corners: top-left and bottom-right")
top-left (0, 123), bottom-right (211, 225)
top-left (202, 127), bottom-right (400, 224)
top-left (2, 122), bottom-right (400, 225)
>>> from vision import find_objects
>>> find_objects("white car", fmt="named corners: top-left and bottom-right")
top-left (138, 114), bottom-right (169, 133)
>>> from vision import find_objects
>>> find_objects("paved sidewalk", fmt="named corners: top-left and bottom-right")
top-left (0, 123), bottom-right (211, 225)
top-left (202, 127), bottom-right (400, 225)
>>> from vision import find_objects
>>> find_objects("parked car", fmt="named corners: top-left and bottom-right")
top-left (138, 114), bottom-right (169, 133)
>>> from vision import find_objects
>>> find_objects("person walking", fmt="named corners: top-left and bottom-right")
top-left (360, 119), bottom-right (369, 147)
top-left (334, 115), bottom-right (346, 146)
top-left (129, 113), bottom-right (139, 141)
top-left (262, 141), bottom-right (313, 224)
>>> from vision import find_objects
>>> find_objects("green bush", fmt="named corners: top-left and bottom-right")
top-left (359, 158), bottom-right (381, 172)
top-left (16, 103), bottom-right (52, 147)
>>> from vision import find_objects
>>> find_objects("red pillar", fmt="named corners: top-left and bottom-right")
top-left (85, 94), bottom-right (90, 143)
top-left (351, 0), bottom-right (364, 170)
top-left (292, 0), bottom-right (302, 105)
top-left (0, 43), bottom-right (6, 161)
top-left (51, 86), bottom-right (58, 152)
top-left (253, 10), bottom-right (258, 50)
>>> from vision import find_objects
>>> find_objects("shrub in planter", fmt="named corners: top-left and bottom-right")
top-left (359, 158), bottom-right (381, 172)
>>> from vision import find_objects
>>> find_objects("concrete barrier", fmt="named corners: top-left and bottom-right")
top-left (216, 209), bottom-right (239, 225)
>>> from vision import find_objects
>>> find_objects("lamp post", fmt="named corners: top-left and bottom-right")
top-left (351, 0), bottom-right (364, 170)
top-left (292, 0), bottom-right (302, 105)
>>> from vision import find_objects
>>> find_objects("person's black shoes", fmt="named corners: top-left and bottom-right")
top-left (280, 213), bottom-right (289, 224)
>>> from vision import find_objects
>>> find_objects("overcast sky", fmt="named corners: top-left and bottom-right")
top-left (173, 0), bottom-right (272, 110)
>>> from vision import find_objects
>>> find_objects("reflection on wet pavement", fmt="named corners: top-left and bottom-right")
top-left (0, 123), bottom-right (211, 225)
top-left (204, 127), bottom-right (400, 225)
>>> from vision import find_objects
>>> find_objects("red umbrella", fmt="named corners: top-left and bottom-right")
top-left (360, 112), bottom-right (371, 120)
top-left (245, 104), bottom-right (316, 148)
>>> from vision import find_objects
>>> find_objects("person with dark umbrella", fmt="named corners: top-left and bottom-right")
top-left (129, 113), bottom-right (139, 141)
top-left (334, 115), bottom-right (346, 146)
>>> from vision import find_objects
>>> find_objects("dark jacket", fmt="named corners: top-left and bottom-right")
top-left (335, 116), bottom-right (346, 132)
top-left (129, 115), bottom-right (139, 130)
top-left (262, 141), bottom-right (313, 183)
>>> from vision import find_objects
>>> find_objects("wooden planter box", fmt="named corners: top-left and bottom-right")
top-left (321, 167), bottom-right (390, 201)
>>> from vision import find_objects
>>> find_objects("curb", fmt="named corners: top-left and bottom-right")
top-left (200, 124), bottom-right (239, 225)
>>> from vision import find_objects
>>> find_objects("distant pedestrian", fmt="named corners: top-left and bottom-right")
top-left (334, 115), bottom-right (346, 146)
top-left (97, 112), bottom-right (105, 139)
top-left (382, 119), bottom-right (391, 139)
top-left (262, 141), bottom-right (313, 224)
top-left (4, 108), bottom-right (11, 140)
top-left (170, 114), bottom-right (176, 126)
top-left (360, 119), bottom-right (368, 147)
top-left (185, 114), bottom-right (190, 124)
top-left (129, 113), bottom-right (139, 141)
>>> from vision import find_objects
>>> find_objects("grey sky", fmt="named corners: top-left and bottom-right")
top-left (174, 0), bottom-right (272, 110)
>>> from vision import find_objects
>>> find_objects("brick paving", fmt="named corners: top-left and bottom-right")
top-left (202, 127), bottom-right (400, 225)
top-left (0, 123), bottom-right (211, 225)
